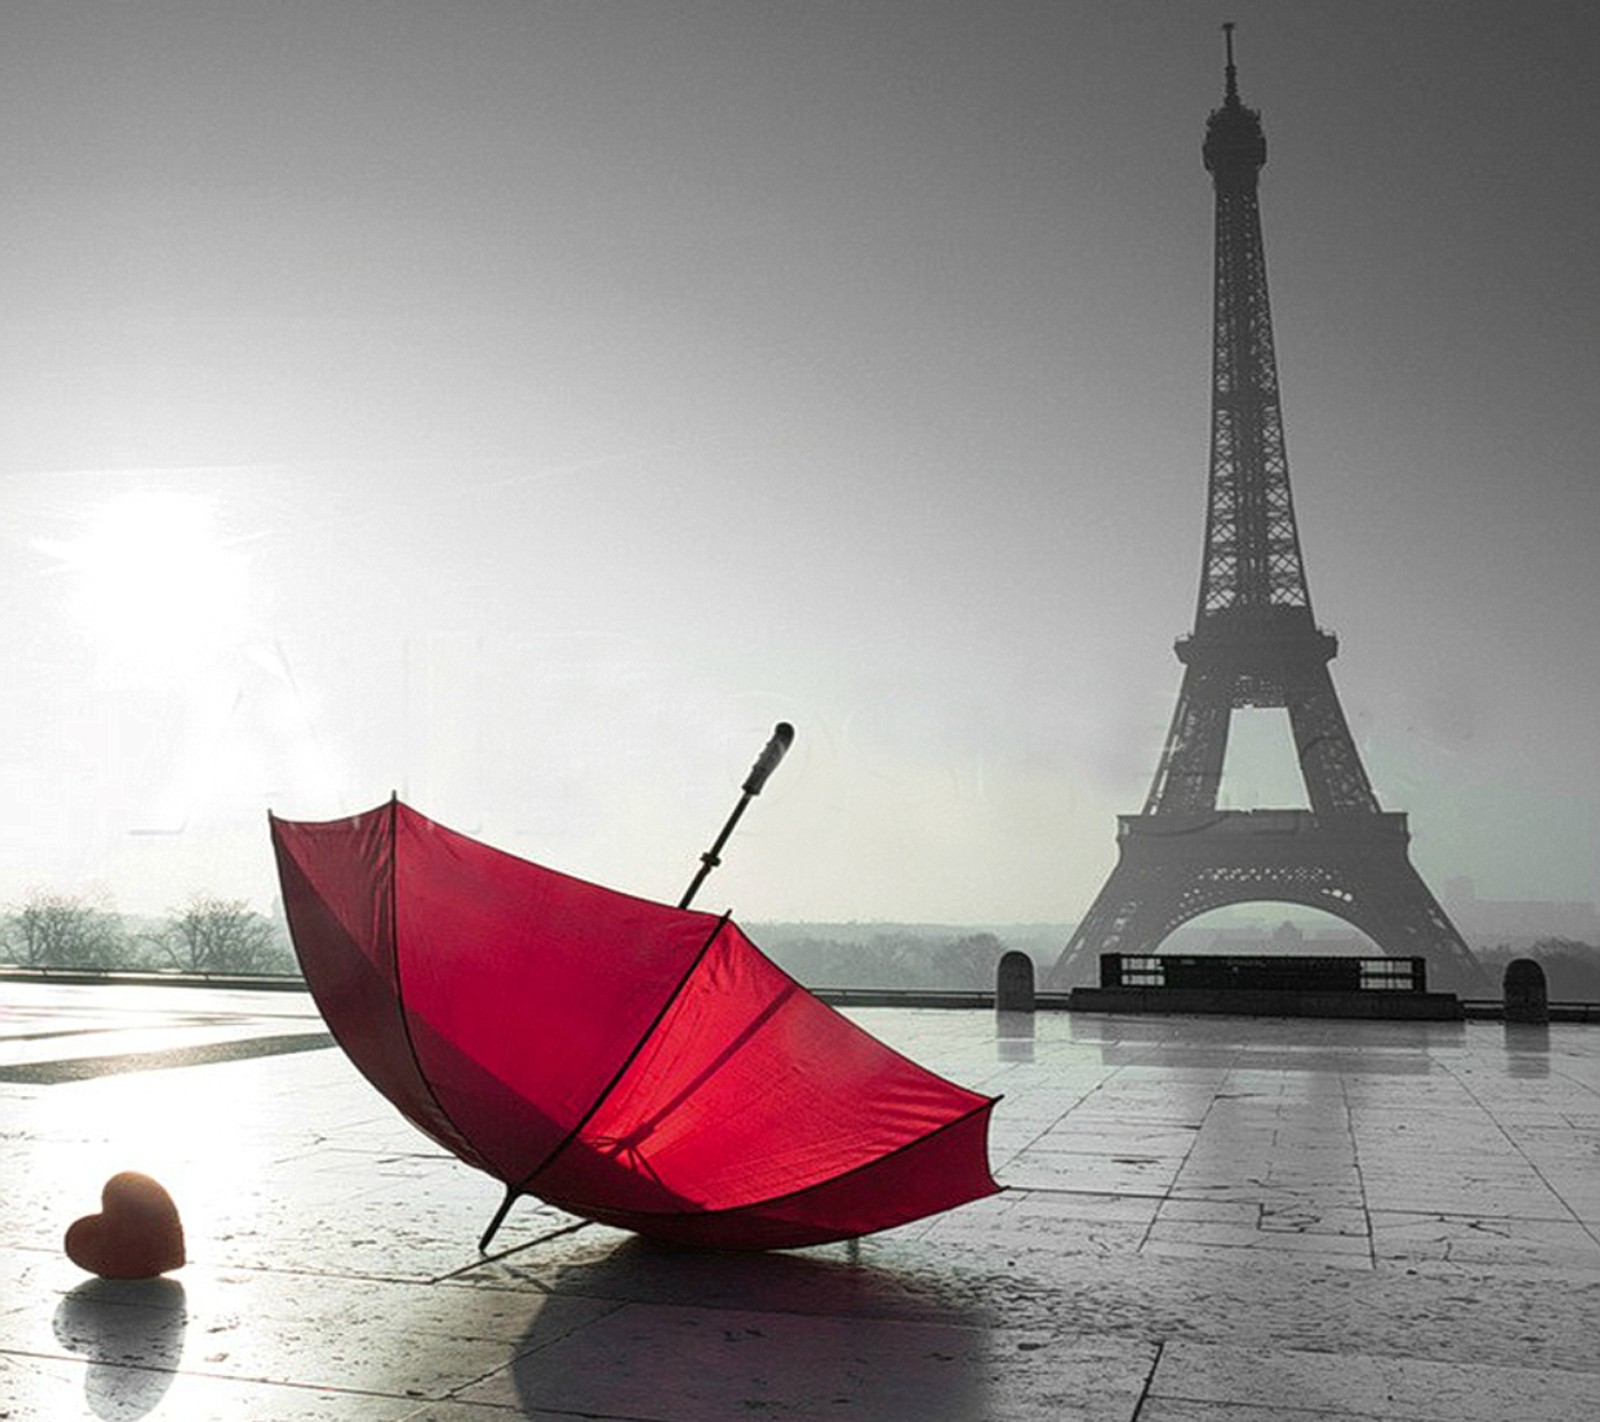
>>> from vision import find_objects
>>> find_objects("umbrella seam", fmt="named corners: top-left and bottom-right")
top-left (549, 1093), bottom-right (1002, 1224)
top-left (271, 805), bottom-right (471, 1164)
top-left (387, 797), bottom-right (485, 1172)
top-left (512, 910), bottom-right (733, 1196)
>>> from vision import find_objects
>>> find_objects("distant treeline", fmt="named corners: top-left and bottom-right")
top-left (750, 925), bottom-right (1025, 991)
top-left (6, 892), bottom-right (1600, 1000)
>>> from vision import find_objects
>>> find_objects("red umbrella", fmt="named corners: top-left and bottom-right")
top-left (269, 799), bottom-right (999, 1251)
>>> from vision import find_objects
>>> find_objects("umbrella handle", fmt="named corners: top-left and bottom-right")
top-left (741, 721), bottom-right (794, 794)
top-left (679, 722), bottom-right (794, 910)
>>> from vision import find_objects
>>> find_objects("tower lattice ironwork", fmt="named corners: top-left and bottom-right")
top-left (1048, 30), bottom-right (1487, 996)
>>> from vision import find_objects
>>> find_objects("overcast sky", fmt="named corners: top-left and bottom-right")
top-left (2, 2), bottom-right (1596, 931)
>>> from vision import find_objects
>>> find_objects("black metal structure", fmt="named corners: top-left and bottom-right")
top-left (1048, 30), bottom-right (1488, 995)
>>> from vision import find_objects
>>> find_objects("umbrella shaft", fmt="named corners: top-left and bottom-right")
top-left (679, 792), bottom-right (754, 909)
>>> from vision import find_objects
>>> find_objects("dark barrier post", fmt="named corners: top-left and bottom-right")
top-left (1503, 958), bottom-right (1549, 1024)
top-left (996, 951), bottom-right (1035, 1013)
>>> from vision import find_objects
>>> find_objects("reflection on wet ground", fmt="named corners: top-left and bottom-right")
top-left (52, 1277), bottom-right (187, 1419)
top-left (2, 982), bottom-right (1597, 1418)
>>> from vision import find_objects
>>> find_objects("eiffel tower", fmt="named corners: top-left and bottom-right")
top-left (1048, 29), bottom-right (1488, 996)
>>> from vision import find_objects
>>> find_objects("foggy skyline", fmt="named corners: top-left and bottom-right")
top-left (2, 3), bottom-right (1596, 930)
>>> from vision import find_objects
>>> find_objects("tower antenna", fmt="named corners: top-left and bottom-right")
top-left (1222, 22), bottom-right (1239, 102)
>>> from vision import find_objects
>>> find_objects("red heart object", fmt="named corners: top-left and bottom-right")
top-left (64, 1172), bottom-right (186, 1279)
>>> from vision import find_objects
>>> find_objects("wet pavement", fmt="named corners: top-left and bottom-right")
top-left (2, 980), bottom-right (1597, 1419)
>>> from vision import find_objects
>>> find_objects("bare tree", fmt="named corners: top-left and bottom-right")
top-left (158, 896), bottom-right (289, 974)
top-left (3, 892), bottom-right (125, 969)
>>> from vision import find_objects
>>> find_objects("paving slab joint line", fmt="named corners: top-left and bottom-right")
top-left (1341, 1070), bottom-right (1380, 1269)
top-left (1434, 1050), bottom-right (1600, 1247)
top-left (441, 1299), bottom-right (632, 1402)
top-left (2, 1345), bottom-right (181, 1380)
top-left (1128, 1337), bottom-right (1166, 1420)
top-left (1004, 1104), bottom-right (1089, 1160)
top-left (1, 1345), bottom-right (434, 1408)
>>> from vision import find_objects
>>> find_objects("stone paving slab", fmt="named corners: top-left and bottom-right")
top-left (1145, 1340), bottom-right (1600, 1421)
top-left (2, 983), bottom-right (1598, 1418)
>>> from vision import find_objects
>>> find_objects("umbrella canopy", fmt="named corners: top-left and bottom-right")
top-left (269, 799), bottom-right (999, 1250)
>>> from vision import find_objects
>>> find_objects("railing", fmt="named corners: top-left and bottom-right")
top-left (7, 963), bottom-right (1597, 1020)
top-left (0, 966), bottom-right (308, 992)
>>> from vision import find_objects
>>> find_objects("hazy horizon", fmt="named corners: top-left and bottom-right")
top-left (3, 4), bottom-right (1596, 931)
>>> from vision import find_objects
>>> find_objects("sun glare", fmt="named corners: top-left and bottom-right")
top-left (49, 491), bottom-right (249, 671)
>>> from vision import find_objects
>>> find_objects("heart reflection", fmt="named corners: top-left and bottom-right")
top-left (52, 1277), bottom-right (187, 1419)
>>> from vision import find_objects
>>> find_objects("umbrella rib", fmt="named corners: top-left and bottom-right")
top-left (602, 981), bottom-right (800, 1150)
top-left (514, 910), bottom-right (733, 1197)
